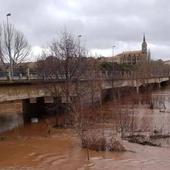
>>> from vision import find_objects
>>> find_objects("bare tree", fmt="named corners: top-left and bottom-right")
top-left (49, 31), bottom-right (86, 80)
top-left (0, 23), bottom-right (30, 71)
top-left (36, 31), bottom-right (90, 127)
top-left (37, 31), bottom-right (88, 102)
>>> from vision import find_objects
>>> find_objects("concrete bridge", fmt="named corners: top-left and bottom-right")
top-left (103, 77), bottom-right (169, 92)
top-left (0, 76), bottom-right (169, 102)
top-left (0, 76), bottom-right (169, 133)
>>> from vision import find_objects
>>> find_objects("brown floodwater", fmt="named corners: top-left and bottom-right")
top-left (1, 87), bottom-right (170, 169)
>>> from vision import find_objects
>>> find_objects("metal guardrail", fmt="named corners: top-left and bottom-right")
top-left (0, 70), bottom-right (169, 82)
top-left (0, 70), bottom-right (39, 81)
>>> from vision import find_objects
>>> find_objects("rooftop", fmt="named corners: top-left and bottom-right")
top-left (116, 50), bottom-right (142, 56)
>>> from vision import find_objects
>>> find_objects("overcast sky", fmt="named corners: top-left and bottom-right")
top-left (0, 0), bottom-right (170, 60)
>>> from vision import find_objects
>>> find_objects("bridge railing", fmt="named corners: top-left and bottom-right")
top-left (0, 70), bottom-right (41, 81)
top-left (0, 70), bottom-right (169, 82)
top-left (100, 71), bottom-right (170, 80)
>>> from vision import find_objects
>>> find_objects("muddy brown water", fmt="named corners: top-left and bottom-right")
top-left (1, 87), bottom-right (170, 169)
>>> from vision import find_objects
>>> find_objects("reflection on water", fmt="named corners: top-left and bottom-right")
top-left (0, 113), bottom-right (23, 133)
top-left (1, 87), bottom-right (170, 169)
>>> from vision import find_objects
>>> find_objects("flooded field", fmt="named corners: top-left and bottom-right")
top-left (1, 87), bottom-right (170, 169)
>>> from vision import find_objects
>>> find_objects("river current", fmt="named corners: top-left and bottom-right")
top-left (1, 87), bottom-right (170, 169)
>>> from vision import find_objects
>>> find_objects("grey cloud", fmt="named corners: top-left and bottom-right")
top-left (0, 0), bottom-right (170, 60)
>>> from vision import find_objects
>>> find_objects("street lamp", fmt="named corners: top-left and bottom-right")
top-left (6, 13), bottom-right (11, 25)
top-left (78, 35), bottom-right (82, 46)
top-left (111, 45), bottom-right (116, 99)
top-left (112, 45), bottom-right (116, 58)
top-left (78, 35), bottom-right (82, 56)
top-left (112, 45), bottom-right (116, 75)
top-left (6, 13), bottom-right (13, 79)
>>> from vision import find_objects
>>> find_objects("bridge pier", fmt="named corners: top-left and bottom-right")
top-left (136, 86), bottom-right (139, 94)
top-left (117, 88), bottom-right (121, 99)
top-left (158, 82), bottom-right (161, 88)
top-left (0, 100), bottom-right (23, 133)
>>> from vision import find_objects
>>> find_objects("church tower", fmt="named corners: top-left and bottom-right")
top-left (142, 35), bottom-right (147, 54)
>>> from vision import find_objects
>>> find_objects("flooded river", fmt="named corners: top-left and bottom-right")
top-left (1, 87), bottom-right (170, 169)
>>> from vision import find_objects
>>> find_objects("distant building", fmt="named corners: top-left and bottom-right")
top-left (113, 35), bottom-right (150, 65)
top-left (164, 60), bottom-right (170, 65)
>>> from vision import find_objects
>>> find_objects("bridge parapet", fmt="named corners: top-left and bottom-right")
top-left (0, 76), bottom-right (169, 102)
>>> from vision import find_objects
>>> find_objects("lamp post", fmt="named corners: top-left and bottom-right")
top-left (6, 13), bottom-right (11, 25)
top-left (111, 45), bottom-right (116, 99)
top-left (112, 45), bottom-right (116, 59)
top-left (112, 45), bottom-right (116, 77)
top-left (78, 34), bottom-right (82, 48)
top-left (6, 13), bottom-right (13, 79)
top-left (77, 34), bottom-right (82, 77)
top-left (78, 34), bottom-right (82, 38)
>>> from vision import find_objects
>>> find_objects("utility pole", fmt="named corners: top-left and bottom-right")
top-left (6, 13), bottom-right (13, 79)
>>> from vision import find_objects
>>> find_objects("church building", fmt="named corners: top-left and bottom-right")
top-left (113, 35), bottom-right (150, 65)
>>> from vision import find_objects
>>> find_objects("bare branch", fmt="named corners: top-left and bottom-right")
top-left (0, 22), bottom-right (31, 70)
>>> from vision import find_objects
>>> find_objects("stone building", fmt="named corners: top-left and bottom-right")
top-left (113, 35), bottom-right (150, 65)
